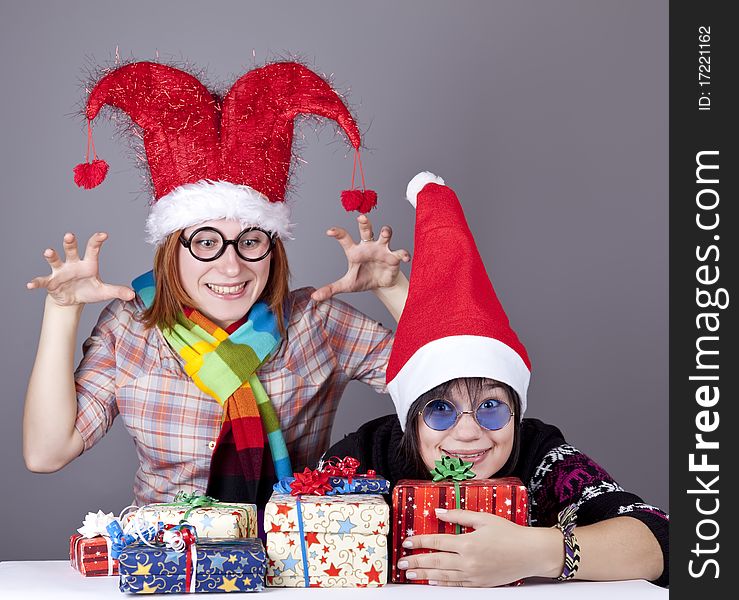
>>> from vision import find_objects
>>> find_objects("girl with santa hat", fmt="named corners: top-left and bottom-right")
top-left (328, 173), bottom-right (669, 587)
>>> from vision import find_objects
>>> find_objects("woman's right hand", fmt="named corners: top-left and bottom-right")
top-left (26, 232), bottom-right (135, 307)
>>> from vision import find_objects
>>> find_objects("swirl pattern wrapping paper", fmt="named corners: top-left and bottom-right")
top-left (264, 492), bottom-right (389, 587)
top-left (138, 502), bottom-right (257, 540)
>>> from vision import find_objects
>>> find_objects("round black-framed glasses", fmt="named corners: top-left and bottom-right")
top-left (179, 226), bottom-right (276, 263)
top-left (419, 398), bottom-right (515, 431)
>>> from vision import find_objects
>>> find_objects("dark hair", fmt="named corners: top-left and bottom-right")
top-left (399, 377), bottom-right (522, 478)
top-left (140, 232), bottom-right (290, 335)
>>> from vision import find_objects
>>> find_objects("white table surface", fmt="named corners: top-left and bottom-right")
top-left (0, 561), bottom-right (666, 599)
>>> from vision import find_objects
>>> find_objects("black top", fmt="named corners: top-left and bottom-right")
top-left (328, 414), bottom-right (669, 587)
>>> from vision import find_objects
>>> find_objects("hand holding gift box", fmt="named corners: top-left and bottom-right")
top-left (399, 502), bottom-right (536, 586)
top-left (265, 457), bottom-right (390, 587)
top-left (392, 456), bottom-right (529, 584)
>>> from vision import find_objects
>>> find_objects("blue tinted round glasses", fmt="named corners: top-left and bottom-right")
top-left (420, 398), bottom-right (514, 431)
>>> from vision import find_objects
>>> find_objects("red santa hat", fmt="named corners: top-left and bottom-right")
top-left (73, 61), bottom-right (376, 245)
top-left (387, 173), bottom-right (531, 430)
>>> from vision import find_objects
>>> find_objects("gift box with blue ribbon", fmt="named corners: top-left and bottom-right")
top-left (264, 461), bottom-right (390, 587)
top-left (119, 537), bottom-right (266, 594)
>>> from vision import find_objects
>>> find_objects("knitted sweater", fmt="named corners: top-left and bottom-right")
top-left (327, 414), bottom-right (669, 587)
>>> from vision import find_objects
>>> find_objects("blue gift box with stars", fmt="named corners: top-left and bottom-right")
top-left (118, 538), bottom-right (265, 593)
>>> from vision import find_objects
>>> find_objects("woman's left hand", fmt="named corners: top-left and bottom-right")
top-left (311, 214), bottom-right (410, 302)
top-left (397, 508), bottom-right (562, 587)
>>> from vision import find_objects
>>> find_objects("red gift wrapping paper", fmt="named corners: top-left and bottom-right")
top-left (391, 477), bottom-right (528, 584)
top-left (69, 533), bottom-right (119, 577)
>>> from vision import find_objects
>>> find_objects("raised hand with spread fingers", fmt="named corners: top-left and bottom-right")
top-left (311, 214), bottom-right (410, 321)
top-left (27, 232), bottom-right (134, 306)
top-left (24, 231), bottom-right (134, 473)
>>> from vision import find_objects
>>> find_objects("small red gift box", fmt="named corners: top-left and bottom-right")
top-left (69, 533), bottom-right (119, 577)
top-left (391, 477), bottom-right (529, 584)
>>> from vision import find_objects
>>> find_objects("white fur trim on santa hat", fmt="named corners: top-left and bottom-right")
top-left (387, 335), bottom-right (530, 431)
top-left (145, 180), bottom-right (294, 246)
top-left (405, 172), bottom-right (445, 208)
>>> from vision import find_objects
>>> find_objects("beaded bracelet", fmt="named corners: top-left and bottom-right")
top-left (554, 503), bottom-right (580, 581)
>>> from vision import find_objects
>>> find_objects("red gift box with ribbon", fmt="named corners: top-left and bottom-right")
top-left (69, 533), bottom-right (119, 577)
top-left (391, 474), bottom-right (528, 584)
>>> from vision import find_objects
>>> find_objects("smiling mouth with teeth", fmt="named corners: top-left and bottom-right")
top-left (206, 282), bottom-right (247, 295)
top-left (442, 449), bottom-right (490, 459)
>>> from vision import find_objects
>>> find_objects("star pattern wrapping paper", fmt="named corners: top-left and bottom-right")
top-left (264, 492), bottom-right (389, 587)
top-left (118, 538), bottom-right (265, 593)
top-left (138, 502), bottom-right (257, 539)
top-left (391, 477), bottom-right (529, 583)
top-left (327, 476), bottom-right (391, 494)
top-left (69, 533), bottom-right (118, 576)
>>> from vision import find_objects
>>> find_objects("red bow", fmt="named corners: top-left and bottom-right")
top-left (289, 468), bottom-right (332, 496)
top-left (288, 457), bottom-right (378, 495)
top-left (321, 456), bottom-right (376, 482)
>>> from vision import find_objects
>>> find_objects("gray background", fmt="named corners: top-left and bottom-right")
top-left (0, 0), bottom-right (667, 560)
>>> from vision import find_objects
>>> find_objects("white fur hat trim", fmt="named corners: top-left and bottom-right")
top-left (387, 335), bottom-right (530, 431)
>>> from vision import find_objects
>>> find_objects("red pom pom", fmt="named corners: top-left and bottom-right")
top-left (341, 189), bottom-right (377, 213)
top-left (341, 189), bottom-right (363, 211)
top-left (73, 159), bottom-right (109, 189)
top-left (358, 189), bottom-right (377, 212)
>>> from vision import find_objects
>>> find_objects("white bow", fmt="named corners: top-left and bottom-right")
top-left (77, 510), bottom-right (116, 539)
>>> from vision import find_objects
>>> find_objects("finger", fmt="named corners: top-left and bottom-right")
top-left (400, 550), bottom-right (463, 571)
top-left (392, 249), bottom-right (411, 263)
top-left (62, 232), bottom-right (80, 262)
top-left (376, 225), bottom-right (411, 261)
top-left (403, 568), bottom-right (467, 584)
top-left (102, 284), bottom-right (136, 302)
top-left (389, 248), bottom-right (411, 263)
top-left (429, 580), bottom-right (473, 587)
top-left (326, 227), bottom-right (356, 251)
top-left (402, 533), bottom-right (462, 553)
top-left (84, 232), bottom-right (108, 261)
top-left (377, 225), bottom-right (392, 246)
top-left (311, 281), bottom-right (345, 302)
top-left (434, 508), bottom-right (497, 529)
top-left (26, 276), bottom-right (51, 290)
top-left (311, 285), bottom-right (333, 302)
top-left (42, 248), bottom-right (64, 270)
top-left (356, 214), bottom-right (374, 242)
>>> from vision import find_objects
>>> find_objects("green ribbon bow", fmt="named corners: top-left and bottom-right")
top-left (430, 456), bottom-right (475, 534)
top-left (431, 456), bottom-right (475, 482)
top-left (155, 492), bottom-right (251, 532)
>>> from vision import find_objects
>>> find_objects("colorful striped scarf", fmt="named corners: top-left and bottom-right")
top-left (133, 270), bottom-right (292, 505)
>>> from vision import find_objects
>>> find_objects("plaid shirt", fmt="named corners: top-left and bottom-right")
top-left (74, 287), bottom-right (393, 506)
